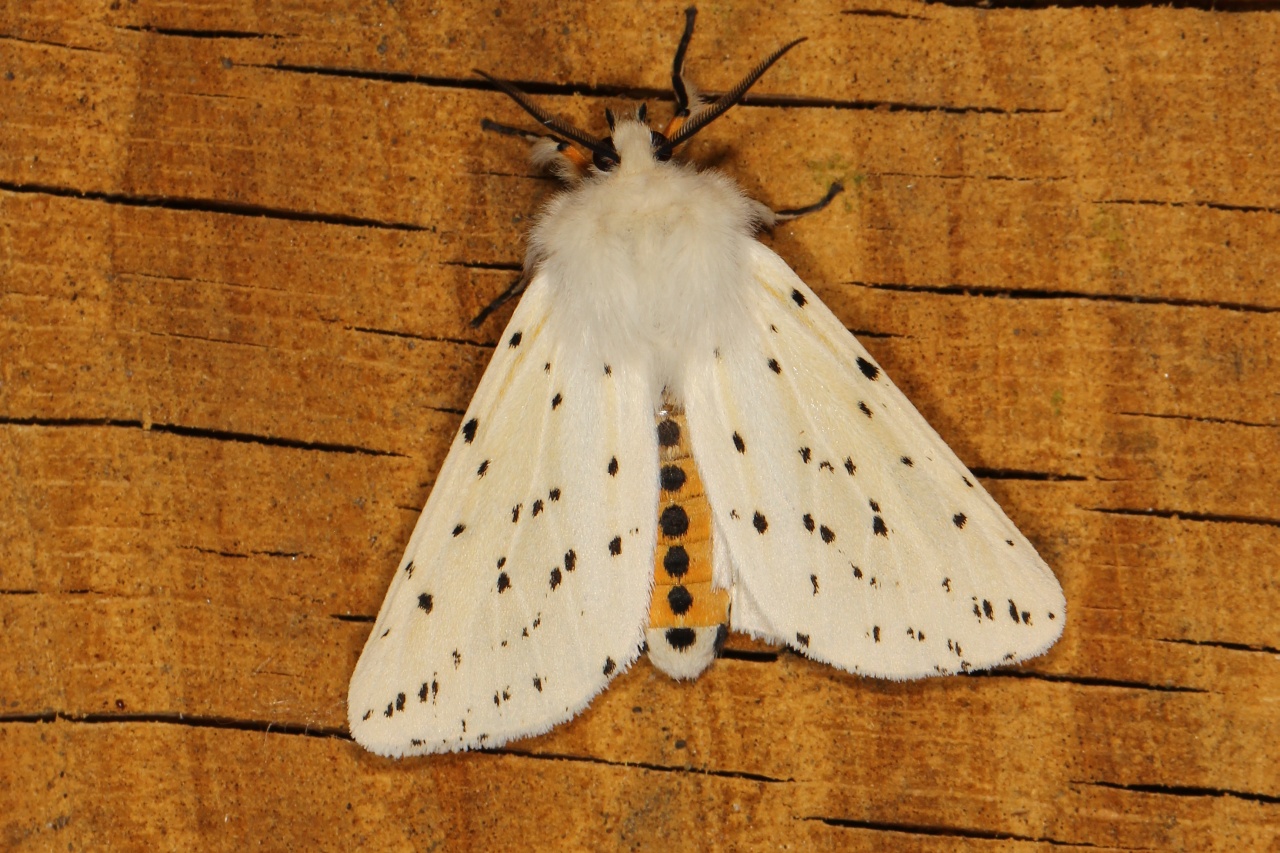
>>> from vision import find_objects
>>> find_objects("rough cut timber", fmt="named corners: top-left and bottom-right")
top-left (1, 1), bottom-right (1278, 850)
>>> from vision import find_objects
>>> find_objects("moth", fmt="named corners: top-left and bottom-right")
top-left (348, 8), bottom-right (1065, 756)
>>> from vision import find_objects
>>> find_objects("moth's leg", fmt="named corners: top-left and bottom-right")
top-left (670, 7), bottom-right (699, 119)
top-left (771, 181), bottom-right (844, 224)
top-left (469, 269), bottom-right (531, 329)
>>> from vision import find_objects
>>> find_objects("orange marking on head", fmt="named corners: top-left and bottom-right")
top-left (662, 115), bottom-right (688, 139)
top-left (562, 145), bottom-right (590, 172)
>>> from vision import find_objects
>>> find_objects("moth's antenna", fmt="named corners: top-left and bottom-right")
top-left (480, 117), bottom-right (569, 148)
top-left (671, 7), bottom-right (698, 117)
top-left (667, 37), bottom-right (806, 147)
top-left (474, 70), bottom-right (612, 159)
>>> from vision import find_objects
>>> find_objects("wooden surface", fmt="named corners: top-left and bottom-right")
top-left (3, 0), bottom-right (1278, 849)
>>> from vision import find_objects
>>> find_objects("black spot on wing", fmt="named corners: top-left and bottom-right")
top-left (603, 364), bottom-right (612, 375)
top-left (511, 503), bottom-right (521, 523)
top-left (608, 536), bottom-right (622, 556)
top-left (549, 567), bottom-right (562, 590)
top-left (795, 632), bottom-right (810, 647)
top-left (900, 456), bottom-right (913, 467)
top-left (508, 331), bottom-right (523, 348)
top-left (767, 358), bottom-right (781, 374)
top-left (476, 459), bottom-right (489, 477)
top-left (607, 456), bottom-right (619, 476)
top-left (819, 525), bottom-right (835, 543)
top-left (660, 465), bottom-right (686, 492)
top-left (856, 356), bottom-right (880, 381)
top-left (417, 593), bottom-right (433, 613)
top-left (603, 657), bottom-right (616, 676)
top-left (551, 392), bottom-right (563, 410)
top-left (462, 418), bottom-right (478, 443)
top-left (859, 401), bottom-right (872, 418)
top-left (953, 512), bottom-right (967, 529)
top-left (799, 447), bottom-right (811, 464)
top-left (565, 550), bottom-right (577, 572)
top-left (872, 516), bottom-right (888, 537)
top-left (451, 523), bottom-right (466, 537)
top-left (497, 572), bottom-right (511, 593)
top-left (803, 513), bottom-right (815, 532)
top-left (549, 487), bottom-right (562, 501)
top-left (532, 499), bottom-right (544, 516)
top-left (753, 512), bottom-right (768, 534)
top-left (791, 289), bottom-right (807, 307)
top-left (844, 457), bottom-right (856, 475)
top-left (872, 626), bottom-right (881, 642)
top-left (732, 432), bottom-right (746, 453)
top-left (810, 574), bottom-right (819, 595)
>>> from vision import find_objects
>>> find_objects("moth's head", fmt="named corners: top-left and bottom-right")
top-left (474, 8), bottom-right (804, 183)
top-left (590, 106), bottom-right (674, 175)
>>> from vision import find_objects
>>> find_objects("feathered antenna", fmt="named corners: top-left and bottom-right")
top-left (473, 69), bottom-right (615, 163)
top-left (666, 37), bottom-right (806, 148)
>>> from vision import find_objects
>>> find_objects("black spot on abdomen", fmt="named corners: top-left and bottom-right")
top-left (660, 505), bottom-right (689, 537)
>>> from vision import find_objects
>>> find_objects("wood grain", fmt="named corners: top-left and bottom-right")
top-left (2, 1), bottom-right (1277, 849)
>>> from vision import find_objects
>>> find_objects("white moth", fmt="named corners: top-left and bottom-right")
top-left (348, 8), bottom-right (1065, 757)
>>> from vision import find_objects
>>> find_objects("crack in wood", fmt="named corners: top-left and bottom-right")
top-left (0, 711), bottom-right (350, 740)
top-left (1115, 410), bottom-right (1278, 430)
top-left (0, 416), bottom-right (407, 458)
top-left (924, 0), bottom-right (1280, 11)
top-left (0, 181), bottom-right (428, 232)
top-left (1099, 197), bottom-right (1280, 217)
top-left (800, 815), bottom-right (1117, 847)
top-left (973, 669), bottom-right (1208, 694)
top-left (246, 63), bottom-right (1063, 115)
top-left (845, 280), bottom-right (1280, 314)
top-left (346, 325), bottom-right (496, 350)
top-left (1158, 637), bottom-right (1280, 656)
top-left (1087, 779), bottom-right (1280, 805)
top-left (1086, 506), bottom-right (1280, 529)
top-left (496, 748), bottom-right (791, 784)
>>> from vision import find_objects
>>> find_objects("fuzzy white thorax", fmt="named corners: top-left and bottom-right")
top-left (528, 120), bottom-right (772, 405)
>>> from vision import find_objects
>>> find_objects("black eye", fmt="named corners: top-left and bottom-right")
top-left (593, 141), bottom-right (619, 172)
top-left (651, 130), bottom-right (672, 162)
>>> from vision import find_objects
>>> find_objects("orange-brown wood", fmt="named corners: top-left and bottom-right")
top-left (2, 1), bottom-right (1278, 849)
